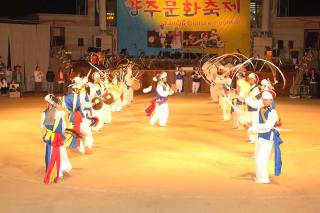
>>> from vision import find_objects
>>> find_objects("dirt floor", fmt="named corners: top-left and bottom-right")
top-left (0, 93), bottom-right (319, 213)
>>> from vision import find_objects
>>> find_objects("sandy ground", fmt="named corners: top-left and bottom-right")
top-left (0, 93), bottom-right (319, 213)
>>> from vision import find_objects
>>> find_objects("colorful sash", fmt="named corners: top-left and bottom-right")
top-left (273, 129), bottom-right (283, 176)
top-left (145, 98), bottom-right (168, 116)
top-left (43, 116), bottom-right (64, 184)
top-left (259, 108), bottom-right (283, 176)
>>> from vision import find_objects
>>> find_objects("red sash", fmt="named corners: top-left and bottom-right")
top-left (73, 111), bottom-right (83, 146)
top-left (145, 98), bottom-right (168, 116)
top-left (43, 133), bottom-right (64, 184)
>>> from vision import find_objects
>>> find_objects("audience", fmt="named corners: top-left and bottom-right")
top-left (34, 66), bottom-right (44, 95)
top-left (57, 68), bottom-right (65, 94)
top-left (12, 65), bottom-right (23, 89)
top-left (5, 66), bottom-right (12, 83)
top-left (46, 67), bottom-right (55, 94)
top-left (0, 77), bottom-right (8, 95)
top-left (9, 79), bottom-right (20, 92)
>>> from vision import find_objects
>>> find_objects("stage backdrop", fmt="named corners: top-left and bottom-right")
top-left (117, 0), bottom-right (250, 57)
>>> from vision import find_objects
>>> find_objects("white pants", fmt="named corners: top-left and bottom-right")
top-left (255, 136), bottom-right (274, 183)
top-left (150, 103), bottom-right (169, 126)
top-left (233, 105), bottom-right (245, 128)
top-left (176, 79), bottom-right (183, 93)
top-left (103, 104), bottom-right (112, 124)
top-left (111, 98), bottom-right (122, 112)
top-left (216, 87), bottom-right (223, 107)
top-left (91, 108), bottom-right (105, 131)
top-left (80, 119), bottom-right (93, 149)
top-left (210, 85), bottom-right (218, 102)
top-left (192, 82), bottom-right (200, 93)
top-left (122, 90), bottom-right (132, 106)
top-left (59, 146), bottom-right (72, 177)
top-left (221, 97), bottom-right (231, 120)
top-left (129, 87), bottom-right (134, 102)
top-left (247, 111), bottom-right (258, 142)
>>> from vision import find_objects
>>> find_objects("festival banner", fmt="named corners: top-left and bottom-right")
top-left (117, 0), bottom-right (250, 56)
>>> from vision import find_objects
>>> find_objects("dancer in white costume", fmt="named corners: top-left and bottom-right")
top-left (215, 64), bottom-right (225, 106)
top-left (245, 73), bottom-right (261, 143)
top-left (90, 72), bottom-right (112, 130)
top-left (149, 72), bottom-right (174, 127)
top-left (123, 67), bottom-right (134, 105)
top-left (110, 76), bottom-right (123, 112)
top-left (101, 78), bottom-right (112, 124)
top-left (247, 90), bottom-right (282, 184)
top-left (79, 77), bottom-right (94, 149)
top-left (210, 82), bottom-right (219, 102)
top-left (220, 73), bottom-right (233, 121)
top-left (233, 71), bottom-right (249, 129)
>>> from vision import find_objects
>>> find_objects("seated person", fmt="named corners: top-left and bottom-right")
top-left (9, 80), bottom-right (20, 92)
top-left (0, 77), bottom-right (8, 95)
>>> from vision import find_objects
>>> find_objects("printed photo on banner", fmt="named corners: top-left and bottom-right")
top-left (118, 0), bottom-right (249, 56)
top-left (147, 24), bottom-right (182, 49)
top-left (183, 29), bottom-right (224, 48)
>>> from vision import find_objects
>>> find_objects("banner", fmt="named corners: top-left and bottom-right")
top-left (117, 0), bottom-right (250, 57)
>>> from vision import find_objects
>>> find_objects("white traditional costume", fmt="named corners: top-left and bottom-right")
top-left (245, 73), bottom-right (261, 143)
top-left (148, 72), bottom-right (174, 126)
top-left (249, 90), bottom-right (283, 184)
top-left (220, 74), bottom-right (233, 121)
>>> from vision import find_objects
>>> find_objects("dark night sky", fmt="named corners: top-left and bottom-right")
top-left (0, 0), bottom-right (76, 18)
top-left (0, 0), bottom-right (319, 19)
top-left (283, 0), bottom-right (320, 16)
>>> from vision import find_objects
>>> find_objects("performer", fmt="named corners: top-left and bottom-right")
top-left (206, 64), bottom-right (219, 103)
top-left (233, 71), bottom-right (248, 129)
top-left (123, 66), bottom-right (134, 105)
top-left (260, 78), bottom-right (274, 91)
top-left (175, 66), bottom-right (185, 93)
top-left (40, 94), bottom-right (72, 184)
top-left (214, 64), bottom-right (225, 107)
top-left (191, 68), bottom-right (201, 94)
top-left (247, 90), bottom-right (283, 184)
top-left (79, 77), bottom-right (95, 149)
top-left (146, 72), bottom-right (174, 127)
top-left (110, 76), bottom-right (123, 112)
top-left (90, 72), bottom-right (112, 130)
top-left (260, 79), bottom-right (276, 110)
top-left (220, 73), bottom-right (233, 121)
top-left (245, 73), bottom-right (261, 143)
top-left (63, 77), bottom-right (86, 153)
top-left (210, 81), bottom-right (219, 102)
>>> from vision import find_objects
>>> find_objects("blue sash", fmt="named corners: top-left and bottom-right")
top-left (273, 129), bottom-right (283, 176)
top-left (258, 108), bottom-right (283, 176)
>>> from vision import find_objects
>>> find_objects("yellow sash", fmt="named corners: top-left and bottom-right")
top-left (44, 116), bottom-right (61, 142)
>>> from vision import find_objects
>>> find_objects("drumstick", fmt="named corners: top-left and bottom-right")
top-left (88, 62), bottom-right (106, 79)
